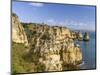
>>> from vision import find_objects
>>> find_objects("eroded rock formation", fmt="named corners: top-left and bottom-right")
top-left (25, 24), bottom-right (83, 72)
top-left (83, 32), bottom-right (89, 41)
top-left (12, 13), bottom-right (28, 46)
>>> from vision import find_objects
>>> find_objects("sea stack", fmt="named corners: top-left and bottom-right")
top-left (77, 32), bottom-right (83, 41)
top-left (83, 32), bottom-right (89, 41)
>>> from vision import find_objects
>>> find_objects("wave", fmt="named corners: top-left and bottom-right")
top-left (77, 61), bottom-right (85, 67)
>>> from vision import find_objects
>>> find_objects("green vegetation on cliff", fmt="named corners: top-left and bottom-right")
top-left (12, 42), bottom-right (35, 74)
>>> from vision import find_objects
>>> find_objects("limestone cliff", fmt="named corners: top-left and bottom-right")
top-left (12, 13), bottom-right (28, 46)
top-left (24, 24), bottom-right (83, 72)
top-left (12, 14), bottom-right (83, 72)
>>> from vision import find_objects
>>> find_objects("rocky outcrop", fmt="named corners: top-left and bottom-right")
top-left (71, 31), bottom-right (90, 41)
top-left (62, 42), bottom-right (82, 64)
top-left (77, 32), bottom-right (83, 41)
top-left (83, 32), bottom-right (89, 41)
top-left (12, 13), bottom-right (28, 46)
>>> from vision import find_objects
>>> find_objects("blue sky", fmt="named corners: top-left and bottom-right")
top-left (12, 1), bottom-right (96, 31)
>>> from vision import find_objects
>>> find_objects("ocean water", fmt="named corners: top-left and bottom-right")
top-left (75, 31), bottom-right (96, 70)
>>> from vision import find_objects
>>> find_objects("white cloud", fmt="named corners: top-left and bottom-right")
top-left (47, 19), bottom-right (54, 23)
top-left (64, 19), bottom-right (95, 31)
top-left (65, 19), bottom-right (87, 27)
top-left (46, 19), bottom-right (85, 27)
top-left (46, 19), bottom-right (63, 26)
top-left (29, 3), bottom-right (44, 7)
top-left (45, 18), bottom-right (95, 31)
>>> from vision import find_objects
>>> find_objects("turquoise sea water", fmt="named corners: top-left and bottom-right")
top-left (75, 31), bottom-right (96, 69)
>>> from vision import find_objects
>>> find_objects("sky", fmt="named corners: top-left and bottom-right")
top-left (12, 1), bottom-right (96, 31)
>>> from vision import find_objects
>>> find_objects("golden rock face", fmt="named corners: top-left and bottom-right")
top-left (27, 25), bottom-right (83, 71)
top-left (12, 14), bottom-right (28, 46)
